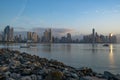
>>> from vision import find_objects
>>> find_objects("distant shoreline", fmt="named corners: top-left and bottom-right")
top-left (0, 41), bottom-right (118, 44)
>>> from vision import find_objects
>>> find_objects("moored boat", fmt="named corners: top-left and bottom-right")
top-left (20, 44), bottom-right (30, 48)
top-left (103, 44), bottom-right (109, 47)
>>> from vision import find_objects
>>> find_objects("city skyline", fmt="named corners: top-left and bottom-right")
top-left (0, 0), bottom-right (120, 35)
top-left (0, 26), bottom-right (117, 43)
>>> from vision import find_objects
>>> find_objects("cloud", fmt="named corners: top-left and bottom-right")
top-left (14, 27), bottom-right (26, 31)
top-left (53, 28), bottom-right (75, 36)
top-left (31, 27), bottom-right (76, 37)
top-left (11, 0), bottom-right (28, 24)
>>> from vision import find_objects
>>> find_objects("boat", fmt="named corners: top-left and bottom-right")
top-left (103, 44), bottom-right (109, 47)
top-left (20, 44), bottom-right (30, 48)
top-left (29, 44), bottom-right (36, 47)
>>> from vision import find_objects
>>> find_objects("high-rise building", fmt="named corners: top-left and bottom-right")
top-left (32, 32), bottom-right (38, 42)
top-left (67, 33), bottom-right (72, 43)
top-left (27, 32), bottom-right (38, 42)
top-left (48, 29), bottom-right (52, 43)
top-left (92, 28), bottom-right (95, 44)
top-left (43, 29), bottom-right (52, 43)
top-left (10, 27), bottom-right (14, 41)
top-left (27, 32), bottom-right (32, 42)
top-left (19, 34), bottom-right (22, 42)
top-left (109, 33), bottom-right (117, 43)
top-left (4, 25), bottom-right (14, 41)
top-left (0, 33), bottom-right (2, 41)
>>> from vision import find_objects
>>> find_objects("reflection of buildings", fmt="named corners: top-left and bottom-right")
top-left (66, 44), bottom-right (71, 52)
top-left (91, 44), bottom-right (97, 53)
top-left (109, 44), bottom-right (115, 67)
top-left (4, 25), bottom-right (14, 42)
top-left (42, 44), bottom-right (51, 52)
top-left (61, 44), bottom-right (71, 52)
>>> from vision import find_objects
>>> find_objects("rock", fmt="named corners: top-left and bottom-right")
top-left (71, 73), bottom-right (79, 79)
top-left (96, 73), bottom-right (104, 78)
top-left (5, 71), bottom-right (11, 78)
top-left (33, 62), bottom-right (41, 67)
top-left (40, 68), bottom-right (49, 74)
top-left (24, 61), bottom-right (31, 65)
top-left (20, 76), bottom-right (32, 80)
top-left (31, 74), bottom-right (37, 80)
top-left (68, 78), bottom-right (78, 80)
top-left (0, 66), bottom-right (9, 72)
top-left (0, 73), bottom-right (6, 80)
top-left (22, 69), bottom-right (32, 75)
top-left (104, 71), bottom-right (120, 80)
top-left (37, 75), bottom-right (42, 80)
top-left (7, 78), bottom-right (15, 80)
top-left (10, 73), bottom-right (21, 79)
top-left (45, 70), bottom-right (63, 80)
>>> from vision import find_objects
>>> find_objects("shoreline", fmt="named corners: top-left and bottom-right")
top-left (0, 48), bottom-right (120, 80)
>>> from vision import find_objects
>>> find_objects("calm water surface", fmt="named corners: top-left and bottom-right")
top-left (0, 43), bottom-right (120, 74)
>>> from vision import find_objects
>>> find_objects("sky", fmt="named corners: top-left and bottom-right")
top-left (0, 0), bottom-right (120, 35)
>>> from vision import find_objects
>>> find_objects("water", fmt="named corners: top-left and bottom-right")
top-left (0, 43), bottom-right (120, 74)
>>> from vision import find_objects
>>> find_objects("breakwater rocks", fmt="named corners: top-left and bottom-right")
top-left (0, 48), bottom-right (120, 80)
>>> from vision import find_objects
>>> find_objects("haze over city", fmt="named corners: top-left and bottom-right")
top-left (0, 0), bottom-right (120, 35)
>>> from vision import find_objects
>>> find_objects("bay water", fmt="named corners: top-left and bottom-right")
top-left (0, 43), bottom-right (120, 74)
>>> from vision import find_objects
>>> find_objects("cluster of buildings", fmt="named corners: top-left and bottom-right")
top-left (0, 26), bottom-right (54, 43)
top-left (53, 33), bottom-right (72, 43)
top-left (0, 25), bottom-right (14, 42)
top-left (0, 25), bottom-right (117, 43)
top-left (82, 28), bottom-right (117, 43)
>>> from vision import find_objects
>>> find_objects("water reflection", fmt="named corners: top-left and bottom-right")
top-left (91, 44), bottom-right (97, 53)
top-left (61, 44), bottom-right (71, 53)
top-left (29, 47), bottom-right (39, 55)
top-left (42, 44), bottom-right (51, 53)
top-left (109, 44), bottom-right (115, 68)
top-left (1, 43), bottom-right (14, 49)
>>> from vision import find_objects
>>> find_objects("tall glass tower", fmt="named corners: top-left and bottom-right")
top-left (92, 28), bottom-right (95, 44)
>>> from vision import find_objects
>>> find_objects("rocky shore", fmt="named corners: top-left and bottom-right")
top-left (0, 48), bottom-right (120, 80)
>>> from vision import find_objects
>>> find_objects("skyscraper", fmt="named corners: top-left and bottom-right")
top-left (48, 29), bottom-right (52, 43)
top-left (0, 33), bottom-right (2, 41)
top-left (4, 25), bottom-right (14, 41)
top-left (43, 29), bottom-right (52, 43)
top-left (67, 33), bottom-right (72, 43)
top-left (10, 27), bottom-right (14, 41)
top-left (32, 32), bottom-right (38, 42)
top-left (27, 32), bottom-right (32, 42)
top-left (92, 28), bottom-right (95, 44)
top-left (27, 32), bottom-right (38, 42)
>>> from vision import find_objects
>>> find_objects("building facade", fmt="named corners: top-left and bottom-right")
top-left (43, 29), bottom-right (52, 43)
top-left (4, 25), bottom-right (14, 42)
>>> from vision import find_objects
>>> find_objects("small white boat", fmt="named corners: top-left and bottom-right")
top-left (20, 44), bottom-right (30, 48)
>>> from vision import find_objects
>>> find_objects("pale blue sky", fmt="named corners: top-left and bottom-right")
top-left (0, 0), bottom-right (120, 35)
